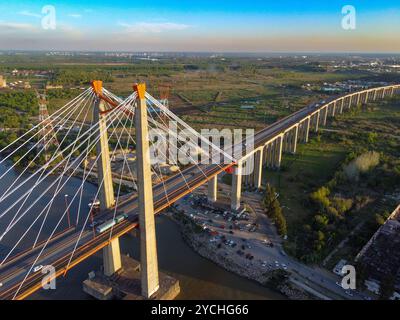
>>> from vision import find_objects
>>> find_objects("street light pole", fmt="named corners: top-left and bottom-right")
top-left (65, 194), bottom-right (71, 228)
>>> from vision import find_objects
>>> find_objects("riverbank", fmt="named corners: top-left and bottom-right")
top-left (166, 209), bottom-right (312, 300)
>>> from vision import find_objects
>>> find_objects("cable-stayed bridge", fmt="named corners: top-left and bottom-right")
top-left (0, 81), bottom-right (398, 300)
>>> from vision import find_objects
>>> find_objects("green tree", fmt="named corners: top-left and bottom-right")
top-left (262, 184), bottom-right (287, 236)
top-left (367, 132), bottom-right (378, 144)
top-left (379, 275), bottom-right (395, 300)
top-left (375, 214), bottom-right (386, 226)
top-left (310, 186), bottom-right (331, 210)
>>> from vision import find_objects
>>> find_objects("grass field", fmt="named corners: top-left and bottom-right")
top-left (263, 136), bottom-right (347, 233)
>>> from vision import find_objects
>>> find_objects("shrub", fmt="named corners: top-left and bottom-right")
top-left (344, 151), bottom-right (380, 181)
top-left (332, 197), bottom-right (353, 215)
top-left (310, 186), bottom-right (331, 210)
top-left (367, 132), bottom-right (378, 144)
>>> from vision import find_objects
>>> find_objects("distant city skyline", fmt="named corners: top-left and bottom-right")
top-left (0, 1), bottom-right (399, 52)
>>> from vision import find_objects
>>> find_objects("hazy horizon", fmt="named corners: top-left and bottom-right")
top-left (0, 1), bottom-right (399, 52)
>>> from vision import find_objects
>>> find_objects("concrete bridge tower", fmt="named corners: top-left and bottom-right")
top-left (134, 83), bottom-right (160, 298)
top-left (92, 81), bottom-right (121, 277)
top-left (92, 81), bottom-right (115, 210)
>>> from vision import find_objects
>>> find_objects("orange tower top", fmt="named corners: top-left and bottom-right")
top-left (133, 83), bottom-right (146, 99)
top-left (91, 80), bottom-right (103, 96)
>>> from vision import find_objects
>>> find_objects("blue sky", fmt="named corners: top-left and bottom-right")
top-left (0, 1), bottom-right (399, 52)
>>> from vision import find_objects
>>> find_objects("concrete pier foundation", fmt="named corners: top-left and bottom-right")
top-left (83, 255), bottom-right (180, 300)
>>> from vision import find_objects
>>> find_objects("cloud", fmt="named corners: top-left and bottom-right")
top-left (0, 21), bottom-right (37, 31)
top-left (68, 14), bottom-right (82, 19)
top-left (118, 21), bottom-right (190, 33)
top-left (0, 19), bottom-right (82, 40)
top-left (17, 10), bottom-right (41, 18)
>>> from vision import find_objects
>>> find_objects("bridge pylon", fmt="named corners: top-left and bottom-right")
top-left (92, 81), bottom-right (115, 210)
top-left (92, 81), bottom-right (120, 277)
top-left (134, 83), bottom-right (160, 298)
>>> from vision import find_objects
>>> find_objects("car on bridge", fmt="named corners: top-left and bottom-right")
top-left (33, 265), bottom-right (43, 273)
top-left (95, 213), bottom-right (128, 234)
top-left (88, 199), bottom-right (100, 208)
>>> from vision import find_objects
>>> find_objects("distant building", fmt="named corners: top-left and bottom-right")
top-left (0, 75), bottom-right (6, 88)
top-left (45, 84), bottom-right (63, 90)
top-left (356, 205), bottom-right (400, 296)
top-left (240, 105), bottom-right (255, 110)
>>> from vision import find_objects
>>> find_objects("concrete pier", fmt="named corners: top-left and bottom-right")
top-left (103, 238), bottom-right (122, 277)
top-left (274, 136), bottom-right (283, 168)
top-left (291, 125), bottom-right (298, 154)
top-left (253, 149), bottom-right (263, 188)
top-left (303, 118), bottom-right (310, 143)
top-left (231, 162), bottom-right (242, 210)
top-left (83, 255), bottom-right (180, 300)
top-left (314, 112), bottom-right (319, 132)
top-left (207, 175), bottom-right (218, 202)
top-left (322, 106), bottom-right (328, 126)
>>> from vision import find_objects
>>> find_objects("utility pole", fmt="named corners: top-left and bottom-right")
top-left (64, 194), bottom-right (71, 228)
top-left (37, 91), bottom-right (60, 162)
